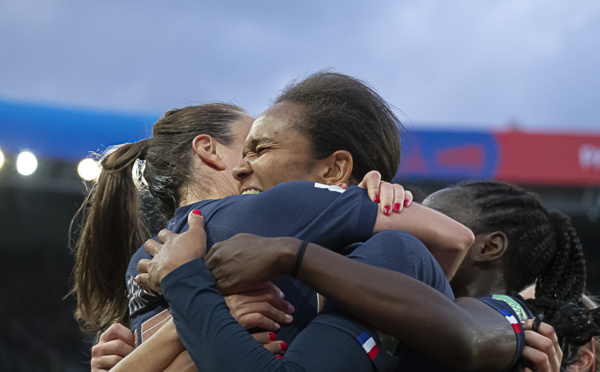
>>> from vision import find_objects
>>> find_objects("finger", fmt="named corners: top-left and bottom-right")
top-left (157, 228), bottom-right (177, 244)
top-left (187, 209), bottom-right (206, 239)
top-left (391, 184), bottom-right (405, 213)
top-left (404, 190), bottom-right (413, 208)
top-left (91, 339), bottom-right (135, 359)
top-left (358, 171), bottom-right (382, 203)
top-left (98, 323), bottom-right (135, 347)
top-left (251, 333), bottom-right (287, 356)
top-left (238, 312), bottom-right (285, 331)
top-left (145, 238), bottom-right (163, 256)
top-left (233, 285), bottom-right (294, 314)
top-left (91, 354), bottom-right (124, 371)
top-left (262, 341), bottom-right (287, 356)
top-left (522, 344), bottom-right (550, 372)
top-left (252, 331), bottom-right (278, 345)
top-left (523, 321), bottom-right (562, 370)
top-left (135, 273), bottom-right (161, 294)
top-left (235, 302), bottom-right (293, 324)
top-left (524, 330), bottom-right (554, 354)
top-left (137, 259), bottom-right (151, 275)
top-left (378, 182), bottom-right (394, 215)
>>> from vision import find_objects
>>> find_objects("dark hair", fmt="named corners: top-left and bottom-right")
top-left (275, 71), bottom-right (402, 182)
top-left (450, 181), bottom-right (597, 366)
top-left (70, 103), bottom-right (246, 334)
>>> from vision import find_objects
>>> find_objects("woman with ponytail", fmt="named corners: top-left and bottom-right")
top-left (71, 103), bottom-right (254, 334)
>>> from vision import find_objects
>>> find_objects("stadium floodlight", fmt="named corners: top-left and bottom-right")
top-left (16, 151), bottom-right (38, 176)
top-left (0, 148), bottom-right (4, 170)
top-left (77, 158), bottom-right (101, 181)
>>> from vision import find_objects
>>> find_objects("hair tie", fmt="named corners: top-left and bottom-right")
top-left (291, 240), bottom-right (309, 279)
top-left (531, 315), bottom-right (542, 333)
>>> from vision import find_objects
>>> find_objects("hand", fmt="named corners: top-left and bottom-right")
top-left (136, 210), bottom-right (207, 293)
top-left (358, 170), bottom-right (413, 215)
top-left (91, 323), bottom-right (136, 372)
top-left (226, 282), bottom-right (294, 331)
top-left (206, 234), bottom-right (300, 295)
top-left (521, 320), bottom-right (562, 372)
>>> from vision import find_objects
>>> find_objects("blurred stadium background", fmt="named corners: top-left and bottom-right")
top-left (2, 1), bottom-right (600, 370)
top-left (0, 99), bottom-right (598, 371)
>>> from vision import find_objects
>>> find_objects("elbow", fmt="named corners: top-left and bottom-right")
top-left (443, 332), bottom-right (491, 371)
top-left (462, 227), bottom-right (475, 251)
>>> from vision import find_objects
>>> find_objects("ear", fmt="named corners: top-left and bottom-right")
top-left (568, 347), bottom-right (594, 371)
top-left (474, 231), bottom-right (508, 263)
top-left (314, 150), bottom-right (353, 186)
top-left (192, 135), bottom-right (227, 171)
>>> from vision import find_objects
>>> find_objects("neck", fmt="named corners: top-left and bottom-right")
top-left (452, 269), bottom-right (508, 298)
top-left (178, 168), bottom-right (237, 207)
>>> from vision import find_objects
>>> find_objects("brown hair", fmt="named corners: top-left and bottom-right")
top-left (70, 103), bottom-right (246, 334)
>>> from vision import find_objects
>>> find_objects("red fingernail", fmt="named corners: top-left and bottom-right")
top-left (394, 203), bottom-right (400, 211)
top-left (269, 332), bottom-right (277, 341)
top-left (280, 342), bottom-right (288, 351)
top-left (276, 355), bottom-right (282, 360)
top-left (374, 194), bottom-right (380, 203)
top-left (133, 276), bottom-right (137, 282)
top-left (192, 209), bottom-right (202, 216)
top-left (384, 205), bottom-right (391, 215)
top-left (404, 199), bottom-right (410, 207)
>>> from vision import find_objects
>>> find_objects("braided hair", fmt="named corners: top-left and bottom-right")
top-left (450, 181), bottom-right (598, 366)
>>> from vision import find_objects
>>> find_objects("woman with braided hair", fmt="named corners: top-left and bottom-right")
top-left (420, 181), bottom-right (599, 368)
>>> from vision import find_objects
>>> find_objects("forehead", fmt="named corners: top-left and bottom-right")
top-left (231, 114), bottom-right (254, 138)
top-left (246, 102), bottom-right (305, 143)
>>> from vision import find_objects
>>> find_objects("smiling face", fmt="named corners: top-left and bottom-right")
top-left (233, 102), bottom-right (324, 194)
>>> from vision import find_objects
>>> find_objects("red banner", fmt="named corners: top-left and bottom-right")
top-left (494, 132), bottom-right (600, 185)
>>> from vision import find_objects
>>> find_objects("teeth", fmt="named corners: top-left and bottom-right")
top-left (242, 189), bottom-right (261, 195)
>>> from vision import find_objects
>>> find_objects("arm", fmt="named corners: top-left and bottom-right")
top-left (137, 214), bottom-right (513, 371)
top-left (112, 319), bottom-right (186, 372)
top-left (357, 170), bottom-right (473, 279)
top-left (373, 202), bottom-right (473, 278)
top-left (206, 235), bottom-right (517, 372)
top-left (136, 211), bottom-right (378, 372)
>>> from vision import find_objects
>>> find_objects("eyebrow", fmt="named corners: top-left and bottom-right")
top-left (246, 136), bottom-right (274, 150)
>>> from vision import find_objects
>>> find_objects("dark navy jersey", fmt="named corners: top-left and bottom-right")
top-left (159, 231), bottom-right (527, 372)
top-left (127, 181), bottom-right (378, 345)
top-left (160, 230), bottom-right (453, 371)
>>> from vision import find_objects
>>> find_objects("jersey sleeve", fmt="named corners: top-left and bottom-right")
top-left (477, 296), bottom-right (528, 372)
top-left (203, 181), bottom-right (378, 252)
top-left (161, 258), bottom-right (377, 372)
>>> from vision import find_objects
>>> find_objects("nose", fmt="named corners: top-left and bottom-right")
top-left (232, 158), bottom-right (252, 182)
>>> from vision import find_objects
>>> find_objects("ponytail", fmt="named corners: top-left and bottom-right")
top-left (71, 140), bottom-right (150, 333)
top-left (70, 103), bottom-right (246, 334)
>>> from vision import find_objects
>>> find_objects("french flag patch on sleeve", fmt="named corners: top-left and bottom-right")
top-left (499, 309), bottom-right (522, 334)
top-left (357, 332), bottom-right (380, 360)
